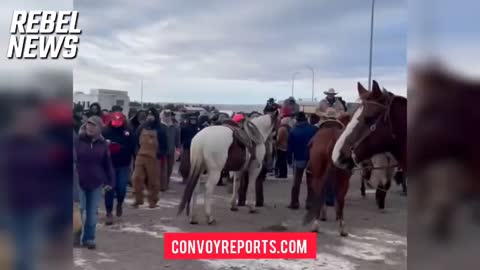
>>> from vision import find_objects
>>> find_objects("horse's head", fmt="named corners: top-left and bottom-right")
top-left (332, 81), bottom-right (399, 170)
top-left (250, 109), bottom-right (280, 141)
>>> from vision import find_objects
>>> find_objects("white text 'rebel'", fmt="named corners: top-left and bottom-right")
top-left (7, 11), bottom-right (82, 59)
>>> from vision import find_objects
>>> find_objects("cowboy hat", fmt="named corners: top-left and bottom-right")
top-left (323, 88), bottom-right (338, 95)
top-left (325, 108), bottom-right (338, 118)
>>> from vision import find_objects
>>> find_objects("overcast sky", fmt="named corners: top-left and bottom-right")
top-left (74, 0), bottom-right (408, 104)
top-left (73, 0), bottom-right (408, 104)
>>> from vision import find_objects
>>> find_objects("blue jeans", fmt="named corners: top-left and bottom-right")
top-left (79, 187), bottom-right (102, 244)
top-left (104, 166), bottom-right (130, 213)
top-left (3, 210), bottom-right (46, 270)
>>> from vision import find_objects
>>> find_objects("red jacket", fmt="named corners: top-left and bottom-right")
top-left (102, 113), bottom-right (111, 125)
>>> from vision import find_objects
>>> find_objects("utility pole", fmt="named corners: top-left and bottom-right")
top-left (140, 79), bottom-right (144, 109)
top-left (306, 66), bottom-right (314, 101)
top-left (368, 0), bottom-right (376, 91)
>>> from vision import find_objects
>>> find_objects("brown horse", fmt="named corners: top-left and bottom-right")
top-left (332, 81), bottom-right (407, 172)
top-left (304, 113), bottom-right (351, 236)
top-left (409, 64), bottom-right (480, 239)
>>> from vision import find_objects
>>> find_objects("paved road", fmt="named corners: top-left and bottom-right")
top-left (74, 166), bottom-right (407, 270)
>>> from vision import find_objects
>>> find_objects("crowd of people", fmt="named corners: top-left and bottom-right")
top-left (74, 103), bottom-right (190, 249)
top-left (73, 88), bottom-right (348, 250)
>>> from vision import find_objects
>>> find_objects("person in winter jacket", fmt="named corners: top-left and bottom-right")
top-left (281, 97), bottom-right (299, 118)
top-left (159, 110), bottom-right (179, 191)
top-left (275, 117), bottom-right (291, 178)
top-left (85, 103), bottom-right (102, 118)
top-left (102, 112), bottom-right (135, 225)
top-left (287, 112), bottom-right (318, 210)
top-left (129, 110), bottom-right (147, 134)
top-left (75, 116), bottom-right (115, 249)
top-left (131, 108), bottom-right (166, 208)
top-left (73, 103), bottom-right (85, 134)
top-left (179, 116), bottom-right (200, 183)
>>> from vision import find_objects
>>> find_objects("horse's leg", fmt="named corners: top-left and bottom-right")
top-left (361, 178), bottom-right (366, 198)
top-left (311, 209), bottom-right (322, 232)
top-left (237, 171), bottom-right (248, 206)
top-left (336, 173), bottom-right (350, 237)
top-left (247, 160), bottom-right (263, 214)
top-left (230, 171), bottom-right (243, 211)
top-left (402, 178), bottom-right (408, 196)
top-left (205, 170), bottom-right (221, 225)
top-left (319, 206), bottom-right (327, 222)
top-left (376, 177), bottom-right (392, 211)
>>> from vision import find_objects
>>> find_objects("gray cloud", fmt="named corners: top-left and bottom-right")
top-left (75, 0), bottom-right (407, 103)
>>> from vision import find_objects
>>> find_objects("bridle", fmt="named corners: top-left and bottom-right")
top-left (351, 94), bottom-right (399, 159)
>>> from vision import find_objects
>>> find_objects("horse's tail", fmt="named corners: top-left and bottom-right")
top-left (178, 138), bottom-right (204, 216)
top-left (303, 163), bottom-right (337, 225)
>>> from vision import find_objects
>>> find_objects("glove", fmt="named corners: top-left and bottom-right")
top-left (103, 185), bottom-right (113, 192)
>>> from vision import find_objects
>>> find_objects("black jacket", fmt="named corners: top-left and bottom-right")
top-left (181, 124), bottom-right (200, 149)
top-left (103, 126), bottom-right (135, 168)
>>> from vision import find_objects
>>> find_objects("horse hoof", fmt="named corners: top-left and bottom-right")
top-left (249, 209), bottom-right (258, 214)
top-left (190, 220), bottom-right (199, 225)
top-left (208, 219), bottom-right (217, 225)
top-left (340, 231), bottom-right (348, 237)
top-left (320, 217), bottom-right (327, 222)
top-left (230, 207), bottom-right (238, 212)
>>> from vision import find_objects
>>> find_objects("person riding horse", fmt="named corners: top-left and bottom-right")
top-left (264, 98), bottom-right (279, 114)
top-left (317, 88), bottom-right (347, 119)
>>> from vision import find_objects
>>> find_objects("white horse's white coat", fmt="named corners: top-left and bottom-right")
top-left (332, 105), bottom-right (363, 166)
top-left (186, 114), bottom-right (276, 224)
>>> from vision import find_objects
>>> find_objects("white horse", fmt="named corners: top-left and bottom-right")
top-left (178, 112), bottom-right (279, 224)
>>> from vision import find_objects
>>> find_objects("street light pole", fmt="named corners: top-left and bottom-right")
top-left (306, 66), bottom-right (314, 101)
top-left (368, 0), bottom-right (376, 91)
top-left (140, 79), bottom-right (144, 109)
top-left (291, 72), bottom-right (300, 97)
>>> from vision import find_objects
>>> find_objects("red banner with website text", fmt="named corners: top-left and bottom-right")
top-left (164, 232), bottom-right (317, 260)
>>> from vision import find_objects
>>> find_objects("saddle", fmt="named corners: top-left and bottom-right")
top-left (222, 119), bottom-right (264, 161)
top-left (317, 119), bottom-right (345, 129)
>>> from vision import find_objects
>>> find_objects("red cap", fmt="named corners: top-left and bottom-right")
top-left (110, 112), bottom-right (126, 127)
top-left (233, 114), bottom-right (245, 123)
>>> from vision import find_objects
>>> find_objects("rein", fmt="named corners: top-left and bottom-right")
top-left (352, 95), bottom-right (399, 153)
top-left (352, 164), bottom-right (398, 172)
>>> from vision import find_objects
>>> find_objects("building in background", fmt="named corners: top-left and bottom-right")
top-left (74, 89), bottom-right (130, 114)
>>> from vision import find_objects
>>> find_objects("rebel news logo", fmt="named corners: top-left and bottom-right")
top-left (7, 11), bottom-right (81, 59)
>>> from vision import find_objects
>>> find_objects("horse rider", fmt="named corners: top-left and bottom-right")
top-left (263, 98), bottom-right (278, 114)
top-left (316, 88), bottom-right (347, 123)
top-left (281, 96), bottom-right (300, 118)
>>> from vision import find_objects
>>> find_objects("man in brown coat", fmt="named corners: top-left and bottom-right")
top-left (275, 118), bottom-right (291, 178)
